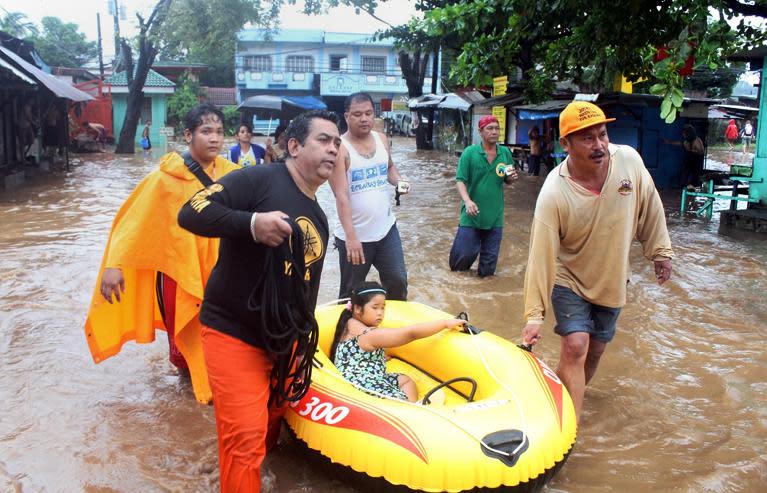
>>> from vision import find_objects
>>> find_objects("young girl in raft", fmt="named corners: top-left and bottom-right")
top-left (329, 282), bottom-right (466, 402)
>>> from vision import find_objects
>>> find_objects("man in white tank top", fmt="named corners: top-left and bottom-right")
top-left (329, 92), bottom-right (409, 300)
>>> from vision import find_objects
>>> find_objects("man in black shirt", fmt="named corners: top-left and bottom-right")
top-left (178, 109), bottom-right (340, 493)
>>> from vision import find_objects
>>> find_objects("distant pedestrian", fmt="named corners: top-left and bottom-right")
top-left (725, 119), bottom-right (738, 150)
top-left (742, 119), bottom-right (754, 153)
top-left (141, 120), bottom-right (152, 150)
top-left (265, 123), bottom-right (287, 162)
top-left (18, 100), bottom-right (37, 156)
top-left (229, 122), bottom-right (266, 166)
top-left (527, 126), bottom-right (542, 175)
top-left (449, 115), bottom-right (519, 278)
top-left (42, 104), bottom-right (65, 160)
top-left (84, 121), bottom-right (107, 152)
top-left (664, 124), bottom-right (705, 189)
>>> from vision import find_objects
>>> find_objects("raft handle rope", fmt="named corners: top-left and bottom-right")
top-left (459, 311), bottom-right (530, 459)
top-left (246, 219), bottom-right (319, 406)
top-left (422, 377), bottom-right (477, 405)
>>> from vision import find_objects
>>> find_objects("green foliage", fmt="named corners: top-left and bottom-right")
top-left (419, 0), bottom-right (767, 122)
top-left (221, 106), bottom-right (241, 136)
top-left (0, 11), bottom-right (38, 38)
top-left (166, 72), bottom-right (202, 130)
top-left (158, 0), bottom-right (281, 86)
top-left (27, 17), bottom-right (97, 67)
top-left (683, 63), bottom-right (745, 98)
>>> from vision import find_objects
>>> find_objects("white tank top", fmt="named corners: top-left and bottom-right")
top-left (334, 131), bottom-right (396, 242)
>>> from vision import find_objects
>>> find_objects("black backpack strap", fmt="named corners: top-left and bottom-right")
top-left (182, 151), bottom-right (214, 188)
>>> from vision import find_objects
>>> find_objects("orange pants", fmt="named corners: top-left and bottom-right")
top-left (201, 325), bottom-right (287, 493)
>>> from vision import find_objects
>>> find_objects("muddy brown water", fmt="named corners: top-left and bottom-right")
top-left (0, 139), bottom-right (765, 492)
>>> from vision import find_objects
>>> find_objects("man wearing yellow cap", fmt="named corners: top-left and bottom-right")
top-left (521, 101), bottom-right (674, 423)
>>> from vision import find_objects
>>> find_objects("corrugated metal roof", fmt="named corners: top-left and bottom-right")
top-left (515, 100), bottom-right (570, 112)
top-left (0, 56), bottom-right (36, 85)
top-left (0, 47), bottom-right (92, 102)
top-left (105, 68), bottom-right (175, 87)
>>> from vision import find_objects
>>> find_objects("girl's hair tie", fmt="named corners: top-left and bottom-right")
top-left (345, 301), bottom-right (352, 311)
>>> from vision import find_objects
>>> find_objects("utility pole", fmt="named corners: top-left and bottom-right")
top-left (96, 13), bottom-right (105, 78)
top-left (108, 0), bottom-right (122, 65)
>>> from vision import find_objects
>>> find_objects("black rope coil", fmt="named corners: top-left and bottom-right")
top-left (246, 219), bottom-right (319, 406)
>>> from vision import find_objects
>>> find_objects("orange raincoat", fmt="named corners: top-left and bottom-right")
top-left (84, 152), bottom-right (240, 403)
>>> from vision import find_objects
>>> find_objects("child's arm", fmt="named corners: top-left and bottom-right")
top-left (358, 319), bottom-right (466, 352)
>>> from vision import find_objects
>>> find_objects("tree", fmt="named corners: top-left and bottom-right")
top-left (116, 0), bottom-right (292, 153)
top-left (158, 0), bottom-right (280, 87)
top-left (683, 65), bottom-right (746, 99)
top-left (338, 1), bottom-right (455, 149)
top-left (28, 17), bottom-right (97, 67)
top-left (422, 0), bottom-right (767, 122)
top-left (114, 0), bottom-right (173, 154)
top-left (0, 11), bottom-right (38, 38)
top-left (166, 71), bottom-right (202, 130)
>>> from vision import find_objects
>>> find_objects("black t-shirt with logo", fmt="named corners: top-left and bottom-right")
top-left (178, 163), bottom-right (328, 349)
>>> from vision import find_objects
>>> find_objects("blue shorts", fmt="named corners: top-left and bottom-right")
top-left (551, 285), bottom-right (621, 343)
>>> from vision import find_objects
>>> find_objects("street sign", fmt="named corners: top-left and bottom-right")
top-left (493, 76), bottom-right (508, 97)
top-left (159, 127), bottom-right (175, 137)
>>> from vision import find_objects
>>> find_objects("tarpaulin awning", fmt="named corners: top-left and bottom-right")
top-left (238, 94), bottom-right (327, 111)
top-left (283, 95), bottom-right (327, 110)
top-left (515, 100), bottom-right (570, 120)
top-left (0, 47), bottom-right (92, 102)
top-left (408, 93), bottom-right (471, 111)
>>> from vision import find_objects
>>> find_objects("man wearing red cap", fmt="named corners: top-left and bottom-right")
top-left (449, 115), bottom-right (519, 277)
top-left (521, 101), bottom-right (674, 423)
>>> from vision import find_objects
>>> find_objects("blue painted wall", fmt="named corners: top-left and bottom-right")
top-left (112, 93), bottom-right (168, 147)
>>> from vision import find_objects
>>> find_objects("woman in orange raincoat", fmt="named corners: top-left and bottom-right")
top-left (84, 104), bottom-right (239, 404)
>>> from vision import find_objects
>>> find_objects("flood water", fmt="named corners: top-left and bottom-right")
top-left (1, 138), bottom-right (765, 493)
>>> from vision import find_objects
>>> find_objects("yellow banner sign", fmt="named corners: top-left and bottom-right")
top-left (391, 100), bottom-right (408, 112)
top-left (492, 106), bottom-right (506, 144)
top-left (493, 76), bottom-right (508, 97)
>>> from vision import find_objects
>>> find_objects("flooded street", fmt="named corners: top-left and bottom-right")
top-left (1, 138), bottom-right (765, 493)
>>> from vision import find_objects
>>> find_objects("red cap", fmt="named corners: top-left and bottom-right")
top-left (478, 115), bottom-right (499, 130)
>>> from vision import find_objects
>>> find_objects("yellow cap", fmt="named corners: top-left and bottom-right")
top-left (559, 101), bottom-right (615, 138)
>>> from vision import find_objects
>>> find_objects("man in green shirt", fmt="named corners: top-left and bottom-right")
top-left (449, 115), bottom-right (519, 277)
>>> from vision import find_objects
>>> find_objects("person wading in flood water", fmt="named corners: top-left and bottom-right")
top-left (178, 109), bottom-right (339, 492)
top-left (84, 103), bottom-right (240, 405)
top-left (521, 101), bottom-right (674, 424)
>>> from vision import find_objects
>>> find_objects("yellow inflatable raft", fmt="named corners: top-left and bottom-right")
top-left (285, 301), bottom-right (577, 492)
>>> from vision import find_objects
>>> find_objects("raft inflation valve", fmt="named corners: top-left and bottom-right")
top-left (481, 429), bottom-right (529, 467)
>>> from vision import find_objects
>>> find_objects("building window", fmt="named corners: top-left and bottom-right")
top-left (243, 55), bottom-right (272, 72)
top-left (286, 55), bottom-right (314, 73)
top-left (361, 56), bottom-right (386, 74)
top-left (330, 55), bottom-right (348, 72)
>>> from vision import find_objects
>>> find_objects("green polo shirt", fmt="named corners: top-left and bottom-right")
top-left (456, 143), bottom-right (512, 229)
